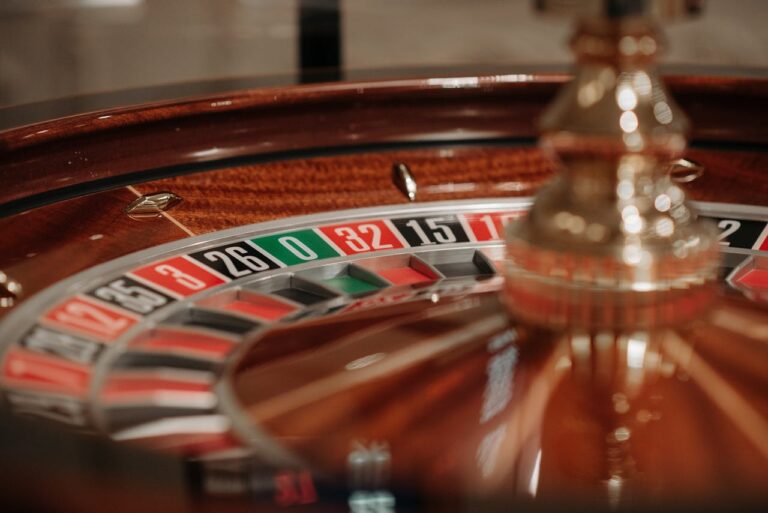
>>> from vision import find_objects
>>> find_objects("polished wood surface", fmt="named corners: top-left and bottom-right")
top-left (0, 187), bottom-right (188, 319)
top-left (1, 75), bottom-right (765, 312)
top-left (231, 292), bottom-right (768, 505)
top-left (142, 146), bottom-right (768, 235)
top-left (0, 75), bottom-right (766, 511)
top-left (140, 146), bottom-right (551, 232)
top-left (1, 75), bottom-right (766, 214)
top-left (0, 151), bottom-right (764, 313)
top-left (1, 143), bottom-right (766, 317)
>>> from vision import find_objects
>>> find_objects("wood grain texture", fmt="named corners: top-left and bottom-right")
top-left (0, 187), bottom-right (189, 318)
top-left (3, 142), bottom-right (766, 319)
top-left (137, 146), bottom-right (768, 235)
top-left (134, 146), bottom-right (552, 233)
top-left (685, 148), bottom-right (768, 203)
top-left (1, 75), bottom-right (765, 213)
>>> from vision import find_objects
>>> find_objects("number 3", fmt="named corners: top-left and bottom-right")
top-left (155, 264), bottom-right (206, 290)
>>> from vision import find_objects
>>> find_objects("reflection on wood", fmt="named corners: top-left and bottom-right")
top-left (230, 293), bottom-right (768, 504)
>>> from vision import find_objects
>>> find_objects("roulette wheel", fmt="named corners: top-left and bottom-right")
top-left (0, 1), bottom-right (766, 511)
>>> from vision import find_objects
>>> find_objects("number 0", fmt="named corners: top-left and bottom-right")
top-left (279, 236), bottom-right (318, 261)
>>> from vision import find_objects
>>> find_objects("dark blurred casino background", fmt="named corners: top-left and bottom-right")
top-left (0, 0), bottom-right (766, 108)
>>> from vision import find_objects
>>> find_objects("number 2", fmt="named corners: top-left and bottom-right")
top-left (717, 219), bottom-right (741, 246)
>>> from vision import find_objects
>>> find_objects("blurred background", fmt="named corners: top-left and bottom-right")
top-left (1, 0), bottom-right (766, 109)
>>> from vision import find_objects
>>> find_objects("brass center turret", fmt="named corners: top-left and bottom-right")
top-left (504, 0), bottom-right (718, 330)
